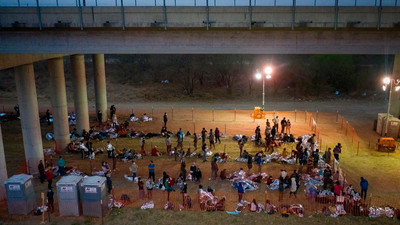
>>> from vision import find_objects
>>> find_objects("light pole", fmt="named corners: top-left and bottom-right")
top-left (255, 66), bottom-right (272, 111)
top-left (382, 77), bottom-right (400, 136)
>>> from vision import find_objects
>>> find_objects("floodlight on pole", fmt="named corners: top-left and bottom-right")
top-left (255, 72), bottom-right (262, 80)
top-left (382, 77), bottom-right (400, 136)
top-left (255, 65), bottom-right (273, 111)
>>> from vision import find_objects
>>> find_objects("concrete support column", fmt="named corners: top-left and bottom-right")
top-left (93, 54), bottom-right (107, 122)
top-left (71, 54), bottom-right (89, 135)
top-left (0, 123), bottom-right (8, 201)
top-left (14, 63), bottom-right (44, 174)
top-left (390, 55), bottom-right (400, 118)
top-left (47, 57), bottom-right (70, 153)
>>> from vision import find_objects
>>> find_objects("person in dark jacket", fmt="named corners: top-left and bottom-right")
top-left (360, 177), bottom-right (369, 200)
top-left (163, 112), bottom-right (168, 127)
top-left (47, 188), bottom-right (54, 213)
top-left (38, 160), bottom-right (45, 184)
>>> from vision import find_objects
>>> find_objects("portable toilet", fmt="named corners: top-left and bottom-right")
top-left (80, 176), bottom-right (107, 217)
top-left (56, 175), bottom-right (83, 216)
top-left (4, 174), bottom-right (36, 215)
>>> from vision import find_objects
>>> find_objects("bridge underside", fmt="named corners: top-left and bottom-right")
top-left (1, 30), bottom-right (400, 58)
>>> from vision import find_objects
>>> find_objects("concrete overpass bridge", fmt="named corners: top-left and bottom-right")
top-left (1, 5), bottom-right (400, 199)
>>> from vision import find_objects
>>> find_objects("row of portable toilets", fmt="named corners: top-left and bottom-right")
top-left (4, 174), bottom-right (108, 217)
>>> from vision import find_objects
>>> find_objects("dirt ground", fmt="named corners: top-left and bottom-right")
top-left (1, 100), bottom-right (400, 224)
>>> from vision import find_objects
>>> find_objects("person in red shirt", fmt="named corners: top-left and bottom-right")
top-left (45, 167), bottom-right (53, 189)
top-left (215, 128), bottom-right (221, 144)
top-left (138, 177), bottom-right (145, 200)
top-left (333, 181), bottom-right (342, 196)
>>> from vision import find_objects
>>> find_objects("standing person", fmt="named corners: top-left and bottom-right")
top-left (112, 148), bottom-right (117, 171)
top-left (237, 181), bottom-right (245, 202)
top-left (138, 177), bottom-right (145, 200)
top-left (176, 128), bottom-right (184, 151)
top-left (238, 138), bottom-right (244, 157)
top-left (129, 161), bottom-right (138, 181)
top-left (272, 116), bottom-right (279, 132)
top-left (280, 117), bottom-right (287, 134)
top-left (215, 127), bottom-right (221, 144)
top-left (325, 148), bottom-right (332, 165)
top-left (107, 141), bottom-right (114, 158)
top-left (106, 173), bottom-right (113, 194)
top-left (247, 154), bottom-right (253, 174)
top-left (47, 188), bottom-right (54, 213)
top-left (202, 143), bottom-right (208, 162)
top-left (313, 149), bottom-right (320, 167)
top-left (57, 156), bottom-right (66, 176)
top-left (45, 167), bottom-right (53, 189)
top-left (256, 152), bottom-right (262, 174)
top-left (190, 162), bottom-right (197, 180)
top-left (278, 176), bottom-right (284, 201)
top-left (180, 161), bottom-right (187, 181)
top-left (165, 135), bottom-right (172, 155)
top-left (286, 119), bottom-right (291, 134)
top-left (102, 161), bottom-right (110, 176)
top-left (140, 137), bottom-right (146, 154)
top-left (201, 128), bottom-right (207, 145)
top-left (97, 110), bottom-right (102, 123)
top-left (146, 178), bottom-right (154, 200)
top-left (209, 129), bottom-right (215, 150)
top-left (14, 104), bottom-right (20, 117)
top-left (110, 105), bottom-right (116, 120)
top-left (271, 126), bottom-right (276, 140)
top-left (46, 109), bottom-right (51, 125)
top-left (265, 122), bottom-right (271, 139)
top-left (163, 112), bottom-right (168, 127)
top-left (333, 143), bottom-right (342, 161)
top-left (181, 181), bottom-right (188, 206)
top-left (148, 160), bottom-right (155, 182)
top-left (360, 177), bottom-right (369, 200)
top-left (333, 181), bottom-right (342, 196)
top-left (211, 158), bottom-right (218, 180)
top-left (38, 160), bottom-right (45, 184)
top-left (289, 176), bottom-right (297, 198)
top-left (193, 133), bottom-right (198, 151)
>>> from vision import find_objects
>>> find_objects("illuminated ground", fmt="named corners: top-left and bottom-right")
top-left (1, 101), bottom-right (399, 224)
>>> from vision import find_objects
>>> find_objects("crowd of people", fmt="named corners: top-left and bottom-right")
top-left (35, 107), bottom-right (382, 218)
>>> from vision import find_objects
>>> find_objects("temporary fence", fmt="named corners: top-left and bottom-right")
top-left (110, 186), bottom-right (400, 217)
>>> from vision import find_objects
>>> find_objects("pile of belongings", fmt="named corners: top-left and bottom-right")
top-left (65, 167), bottom-right (83, 176)
top-left (299, 134), bottom-right (319, 151)
top-left (226, 202), bottom-right (246, 215)
top-left (108, 195), bottom-right (124, 209)
top-left (267, 179), bottom-right (288, 190)
top-left (369, 206), bottom-right (395, 218)
top-left (248, 200), bottom-right (265, 213)
top-left (302, 174), bottom-right (324, 187)
top-left (43, 148), bottom-right (55, 156)
top-left (141, 201), bottom-right (155, 210)
top-left (199, 191), bottom-right (226, 211)
top-left (233, 179), bottom-right (259, 191)
top-left (288, 204), bottom-right (304, 217)
top-left (164, 201), bottom-right (174, 210)
top-left (266, 152), bottom-right (296, 165)
top-left (329, 204), bottom-right (346, 217)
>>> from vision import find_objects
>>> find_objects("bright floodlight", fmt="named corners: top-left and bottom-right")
top-left (266, 74), bottom-right (272, 79)
top-left (395, 86), bottom-right (400, 91)
top-left (255, 72), bottom-right (262, 80)
top-left (383, 77), bottom-right (391, 85)
top-left (265, 66), bottom-right (272, 75)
